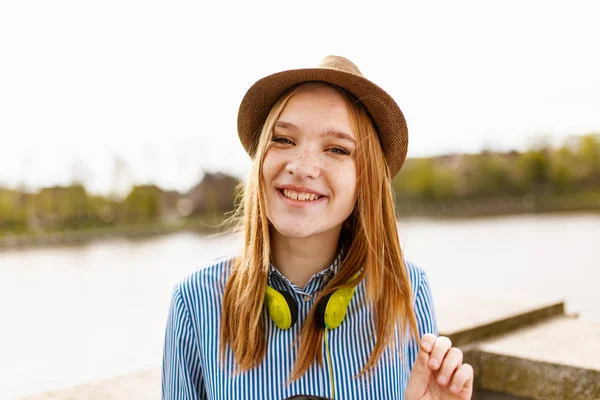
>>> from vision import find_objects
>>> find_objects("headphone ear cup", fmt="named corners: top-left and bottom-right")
top-left (265, 286), bottom-right (299, 329)
top-left (316, 292), bottom-right (333, 328)
top-left (279, 290), bottom-right (298, 328)
top-left (316, 280), bottom-right (359, 329)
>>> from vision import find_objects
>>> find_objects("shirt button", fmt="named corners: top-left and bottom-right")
top-left (303, 295), bottom-right (312, 302)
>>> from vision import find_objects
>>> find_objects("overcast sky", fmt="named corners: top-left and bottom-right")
top-left (1, 0), bottom-right (599, 195)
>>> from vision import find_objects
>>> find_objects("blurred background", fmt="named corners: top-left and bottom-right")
top-left (0, 0), bottom-right (599, 398)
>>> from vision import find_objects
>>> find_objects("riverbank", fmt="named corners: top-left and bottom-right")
top-left (0, 215), bottom-right (233, 250)
top-left (396, 191), bottom-right (600, 218)
top-left (2, 194), bottom-right (599, 251)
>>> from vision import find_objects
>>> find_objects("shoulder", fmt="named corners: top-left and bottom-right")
top-left (404, 259), bottom-right (431, 300)
top-left (174, 254), bottom-right (237, 310)
top-left (405, 259), bottom-right (438, 335)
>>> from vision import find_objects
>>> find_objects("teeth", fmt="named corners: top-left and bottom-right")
top-left (282, 189), bottom-right (320, 202)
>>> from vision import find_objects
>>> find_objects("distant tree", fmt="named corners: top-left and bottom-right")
top-left (394, 158), bottom-right (455, 201)
top-left (577, 134), bottom-right (600, 183)
top-left (518, 149), bottom-right (552, 192)
top-left (460, 153), bottom-right (519, 197)
top-left (394, 159), bottom-right (435, 200)
top-left (122, 185), bottom-right (161, 222)
top-left (31, 185), bottom-right (90, 229)
top-left (0, 189), bottom-right (27, 231)
top-left (550, 145), bottom-right (575, 194)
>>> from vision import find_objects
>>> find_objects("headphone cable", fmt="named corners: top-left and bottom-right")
top-left (324, 326), bottom-right (335, 400)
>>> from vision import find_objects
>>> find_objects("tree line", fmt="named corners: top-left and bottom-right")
top-left (393, 133), bottom-right (600, 201)
top-left (0, 133), bottom-right (598, 236)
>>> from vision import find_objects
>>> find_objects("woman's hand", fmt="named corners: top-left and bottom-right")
top-left (405, 334), bottom-right (474, 400)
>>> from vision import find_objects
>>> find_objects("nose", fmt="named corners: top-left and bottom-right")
top-left (285, 150), bottom-right (322, 180)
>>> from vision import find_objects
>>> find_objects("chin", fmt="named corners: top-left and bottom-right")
top-left (270, 218), bottom-right (342, 240)
top-left (271, 223), bottom-right (317, 239)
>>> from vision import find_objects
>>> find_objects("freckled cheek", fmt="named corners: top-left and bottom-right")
top-left (330, 167), bottom-right (358, 201)
top-left (261, 153), bottom-right (283, 184)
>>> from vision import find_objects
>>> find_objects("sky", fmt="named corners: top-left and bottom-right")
top-left (1, 0), bottom-right (599, 195)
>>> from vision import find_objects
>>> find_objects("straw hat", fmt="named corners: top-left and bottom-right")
top-left (237, 55), bottom-right (409, 177)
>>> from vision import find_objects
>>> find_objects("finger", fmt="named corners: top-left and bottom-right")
top-left (407, 334), bottom-right (437, 390)
top-left (419, 333), bottom-right (437, 353)
top-left (413, 338), bottom-right (432, 372)
top-left (448, 363), bottom-right (474, 395)
top-left (428, 336), bottom-right (452, 371)
top-left (435, 347), bottom-right (463, 387)
top-left (405, 344), bottom-right (433, 399)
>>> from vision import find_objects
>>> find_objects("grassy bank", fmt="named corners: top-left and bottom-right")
top-left (0, 214), bottom-right (231, 250)
top-left (1, 192), bottom-right (598, 250)
top-left (396, 191), bottom-right (600, 218)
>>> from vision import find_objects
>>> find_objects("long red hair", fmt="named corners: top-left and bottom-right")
top-left (220, 82), bottom-right (419, 380)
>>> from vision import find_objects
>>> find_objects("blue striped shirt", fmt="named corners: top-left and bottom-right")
top-left (162, 254), bottom-right (437, 399)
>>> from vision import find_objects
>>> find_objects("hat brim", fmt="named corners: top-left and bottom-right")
top-left (237, 67), bottom-right (408, 176)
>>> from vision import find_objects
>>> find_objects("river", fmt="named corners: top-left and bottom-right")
top-left (0, 213), bottom-right (598, 399)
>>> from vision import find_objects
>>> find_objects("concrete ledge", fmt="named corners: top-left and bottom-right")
top-left (476, 316), bottom-right (600, 371)
top-left (462, 316), bottom-right (600, 400)
top-left (474, 390), bottom-right (529, 400)
top-left (442, 301), bottom-right (565, 347)
top-left (472, 351), bottom-right (600, 400)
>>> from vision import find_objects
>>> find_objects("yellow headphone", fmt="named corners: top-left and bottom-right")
top-left (265, 271), bottom-right (360, 400)
top-left (264, 272), bottom-right (360, 330)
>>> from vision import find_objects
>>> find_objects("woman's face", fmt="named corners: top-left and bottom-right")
top-left (262, 85), bottom-right (358, 239)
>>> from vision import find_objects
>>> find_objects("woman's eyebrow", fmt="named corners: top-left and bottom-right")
top-left (274, 120), bottom-right (297, 130)
top-left (323, 130), bottom-right (356, 144)
top-left (275, 120), bottom-right (356, 144)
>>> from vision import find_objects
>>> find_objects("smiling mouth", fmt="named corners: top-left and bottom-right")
top-left (278, 189), bottom-right (323, 202)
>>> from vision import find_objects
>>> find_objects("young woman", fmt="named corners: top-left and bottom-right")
top-left (162, 56), bottom-right (474, 400)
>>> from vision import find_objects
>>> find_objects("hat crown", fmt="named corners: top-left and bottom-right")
top-left (318, 55), bottom-right (363, 77)
top-left (238, 55), bottom-right (409, 177)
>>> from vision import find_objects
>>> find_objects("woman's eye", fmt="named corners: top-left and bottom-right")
top-left (328, 147), bottom-right (350, 156)
top-left (272, 137), bottom-right (294, 145)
